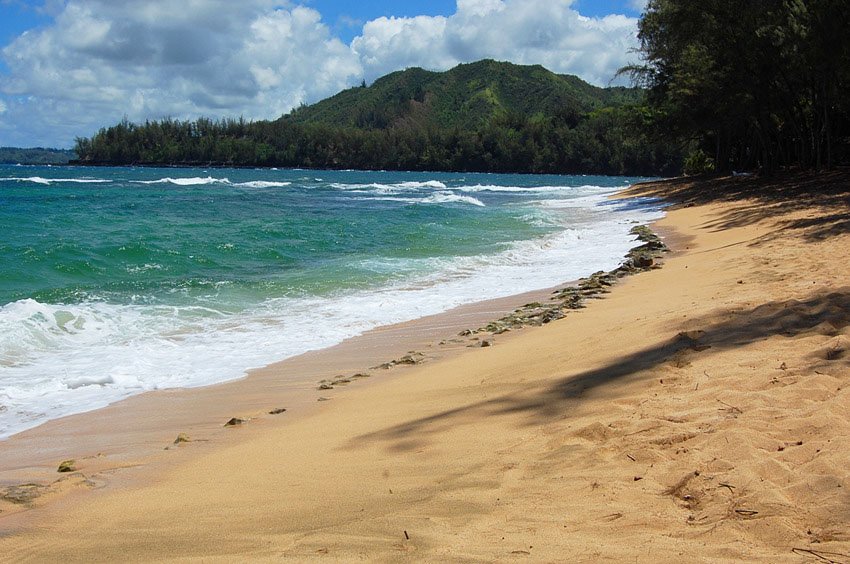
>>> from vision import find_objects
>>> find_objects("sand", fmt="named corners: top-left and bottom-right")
top-left (1, 172), bottom-right (848, 562)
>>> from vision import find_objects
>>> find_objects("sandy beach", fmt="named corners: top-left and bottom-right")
top-left (1, 172), bottom-right (849, 562)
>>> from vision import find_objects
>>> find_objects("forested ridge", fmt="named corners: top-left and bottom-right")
top-left (0, 147), bottom-right (75, 165)
top-left (74, 2), bottom-right (850, 176)
top-left (73, 60), bottom-right (681, 175)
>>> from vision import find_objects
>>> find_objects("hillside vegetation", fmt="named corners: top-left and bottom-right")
top-left (74, 60), bottom-right (681, 175)
top-left (0, 147), bottom-right (76, 165)
top-left (283, 60), bottom-right (640, 131)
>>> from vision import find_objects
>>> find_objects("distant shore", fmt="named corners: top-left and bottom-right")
top-left (2, 171), bottom-right (849, 561)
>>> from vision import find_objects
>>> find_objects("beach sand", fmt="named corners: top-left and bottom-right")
top-left (1, 172), bottom-right (849, 562)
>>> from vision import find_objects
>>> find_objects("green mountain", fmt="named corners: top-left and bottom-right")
top-left (281, 60), bottom-right (642, 131)
top-left (74, 60), bottom-right (682, 175)
top-left (0, 147), bottom-right (76, 165)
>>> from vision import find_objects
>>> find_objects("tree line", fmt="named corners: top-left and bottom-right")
top-left (0, 147), bottom-right (75, 165)
top-left (627, 0), bottom-right (850, 174)
top-left (73, 107), bottom-right (681, 176)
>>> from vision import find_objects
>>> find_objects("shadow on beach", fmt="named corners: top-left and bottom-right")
top-left (352, 288), bottom-right (850, 452)
top-left (630, 168), bottom-right (850, 242)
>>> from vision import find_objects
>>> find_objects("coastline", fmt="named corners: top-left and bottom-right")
top-left (0, 282), bottom-right (585, 477)
top-left (0, 232), bottom-right (665, 495)
top-left (2, 172), bottom-right (849, 561)
top-left (0, 168), bottom-right (660, 440)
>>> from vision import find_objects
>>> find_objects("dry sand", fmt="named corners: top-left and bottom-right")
top-left (1, 172), bottom-right (849, 562)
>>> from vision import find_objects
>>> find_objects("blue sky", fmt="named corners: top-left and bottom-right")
top-left (303, 1), bottom-right (643, 42)
top-left (0, 1), bottom-right (646, 147)
top-left (0, 1), bottom-right (50, 72)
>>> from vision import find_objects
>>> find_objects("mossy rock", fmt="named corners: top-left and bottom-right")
top-left (2, 484), bottom-right (45, 504)
top-left (173, 433), bottom-right (191, 444)
top-left (57, 460), bottom-right (76, 473)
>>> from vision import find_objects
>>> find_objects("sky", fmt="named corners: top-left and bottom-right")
top-left (0, 0), bottom-right (647, 148)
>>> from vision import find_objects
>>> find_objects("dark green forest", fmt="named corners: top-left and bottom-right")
top-left (74, 2), bottom-right (850, 175)
top-left (0, 147), bottom-right (75, 165)
top-left (627, 0), bottom-right (850, 173)
top-left (73, 61), bottom-right (681, 175)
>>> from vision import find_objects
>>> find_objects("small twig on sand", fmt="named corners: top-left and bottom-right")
top-left (791, 547), bottom-right (850, 564)
top-left (717, 399), bottom-right (743, 414)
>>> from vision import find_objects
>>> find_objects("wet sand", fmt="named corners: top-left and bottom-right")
top-left (0, 283), bottom-right (574, 487)
top-left (1, 172), bottom-right (849, 562)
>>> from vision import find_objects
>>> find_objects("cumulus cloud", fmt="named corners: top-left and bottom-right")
top-left (353, 0), bottom-right (639, 86)
top-left (0, 0), bottom-right (639, 147)
top-left (0, 0), bottom-right (361, 146)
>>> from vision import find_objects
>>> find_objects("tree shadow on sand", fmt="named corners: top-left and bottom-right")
top-left (351, 288), bottom-right (850, 452)
top-left (631, 169), bottom-right (850, 242)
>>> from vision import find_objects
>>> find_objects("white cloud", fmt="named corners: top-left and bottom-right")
top-left (0, 0), bottom-right (639, 147)
top-left (353, 0), bottom-right (639, 86)
top-left (0, 1), bottom-right (361, 146)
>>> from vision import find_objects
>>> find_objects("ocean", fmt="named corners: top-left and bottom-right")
top-left (0, 165), bottom-right (663, 438)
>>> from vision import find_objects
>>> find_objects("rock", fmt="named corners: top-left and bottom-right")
top-left (633, 253), bottom-right (654, 268)
top-left (318, 383), bottom-right (334, 390)
top-left (397, 353), bottom-right (425, 365)
top-left (57, 460), bottom-right (76, 473)
top-left (173, 433), bottom-right (191, 444)
top-left (480, 340), bottom-right (492, 348)
top-left (1, 484), bottom-right (44, 504)
top-left (541, 310), bottom-right (564, 323)
top-left (268, 408), bottom-right (287, 415)
top-left (223, 417), bottom-right (246, 427)
top-left (374, 352), bottom-right (426, 369)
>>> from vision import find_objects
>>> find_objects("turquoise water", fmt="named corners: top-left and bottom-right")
top-left (0, 166), bottom-right (662, 437)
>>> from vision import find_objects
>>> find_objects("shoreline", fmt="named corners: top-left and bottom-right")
top-left (0, 186), bottom-right (669, 514)
top-left (0, 171), bottom-right (662, 442)
top-left (0, 218), bottom-right (666, 486)
top-left (2, 171), bottom-right (848, 560)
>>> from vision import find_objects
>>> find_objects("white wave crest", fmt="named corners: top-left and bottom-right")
top-left (330, 180), bottom-right (447, 194)
top-left (5, 177), bottom-right (113, 185)
top-left (396, 180), bottom-right (447, 189)
top-left (455, 184), bottom-right (615, 195)
top-left (233, 181), bottom-right (292, 188)
top-left (421, 192), bottom-right (486, 207)
top-left (132, 176), bottom-right (228, 186)
top-left (361, 191), bottom-right (486, 207)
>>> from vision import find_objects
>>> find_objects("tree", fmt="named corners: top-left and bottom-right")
top-left (626, 0), bottom-right (850, 173)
